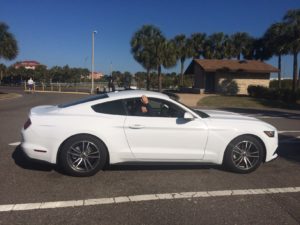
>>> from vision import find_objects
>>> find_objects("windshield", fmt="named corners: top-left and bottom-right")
top-left (174, 99), bottom-right (210, 118)
top-left (58, 93), bottom-right (109, 108)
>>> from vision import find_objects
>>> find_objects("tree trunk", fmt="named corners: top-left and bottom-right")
top-left (298, 67), bottom-right (300, 89)
top-left (146, 68), bottom-right (150, 90)
top-left (180, 58), bottom-right (184, 86)
top-left (237, 53), bottom-right (241, 61)
top-left (158, 65), bottom-right (162, 92)
top-left (292, 52), bottom-right (298, 92)
top-left (278, 54), bottom-right (281, 89)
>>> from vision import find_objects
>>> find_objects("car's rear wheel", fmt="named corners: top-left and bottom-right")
top-left (223, 135), bottom-right (264, 173)
top-left (59, 134), bottom-right (107, 177)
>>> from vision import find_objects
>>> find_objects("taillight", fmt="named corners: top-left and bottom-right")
top-left (24, 119), bottom-right (31, 130)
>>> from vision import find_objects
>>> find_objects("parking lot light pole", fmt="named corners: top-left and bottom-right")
top-left (91, 30), bottom-right (97, 94)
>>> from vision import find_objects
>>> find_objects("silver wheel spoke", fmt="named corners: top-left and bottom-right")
top-left (83, 159), bottom-right (87, 169)
top-left (87, 155), bottom-right (100, 159)
top-left (236, 157), bottom-right (244, 167)
top-left (71, 147), bottom-right (81, 154)
top-left (233, 149), bottom-right (242, 156)
top-left (68, 152), bottom-right (81, 157)
top-left (68, 140), bottom-right (101, 172)
top-left (245, 142), bottom-right (252, 151)
top-left (73, 158), bottom-right (83, 168)
top-left (87, 151), bottom-right (99, 156)
top-left (247, 152), bottom-right (259, 157)
top-left (86, 158), bottom-right (93, 169)
top-left (245, 157), bottom-right (253, 167)
top-left (243, 157), bottom-right (249, 169)
top-left (85, 142), bottom-right (90, 153)
top-left (233, 154), bottom-right (243, 162)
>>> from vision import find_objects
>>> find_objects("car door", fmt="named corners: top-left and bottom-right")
top-left (123, 97), bottom-right (208, 161)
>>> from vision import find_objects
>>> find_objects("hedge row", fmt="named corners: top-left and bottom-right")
top-left (269, 79), bottom-right (293, 89)
top-left (247, 85), bottom-right (300, 103)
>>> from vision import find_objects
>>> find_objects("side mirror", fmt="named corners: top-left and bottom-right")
top-left (183, 112), bottom-right (194, 120)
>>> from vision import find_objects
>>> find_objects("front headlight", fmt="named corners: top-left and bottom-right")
top-left (264, 131), bottom-right (275, 137)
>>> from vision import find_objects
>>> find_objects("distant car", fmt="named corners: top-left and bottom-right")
top-left (21, 90), bottom-right (278, 176)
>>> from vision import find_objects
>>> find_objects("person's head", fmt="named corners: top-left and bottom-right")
top-left (141, 95), bottom-right (149, 105)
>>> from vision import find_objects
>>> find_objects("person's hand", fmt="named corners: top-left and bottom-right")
top-left (141, 106), bottom-right (148, 113)
top-left (141, 95), bottom-right (149, 105)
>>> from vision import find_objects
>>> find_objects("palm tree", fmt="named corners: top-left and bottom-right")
top-left (171, 34), bottom-right (192, 86)
top-left (249, 38), bottom-right (272, 61)
top-left (223, 35), bottom-right (234, 59)
top-left (231, 32), bottom-right (254, 60)
top-left (0, 22), bottom-right (18, 61)
top-left (0, 63), bottom-right (6, 82)
top-left (154, 39), bottom-right (177, 92)
top-left (264, 23), bottom-right (288, 88)
top-left (130, 25), bottom-right (161, 90)
top-left (202, 38), bottom-right (214, 59)
top-left (283, 9), bottom-right (300, 91)
top-left (208, 32), bottom-right (226, 59)
top-left (189, 33), bottom-right (206, 59)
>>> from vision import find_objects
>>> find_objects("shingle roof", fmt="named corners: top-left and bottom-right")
top-left (186, 59), bottom-right (278, 73)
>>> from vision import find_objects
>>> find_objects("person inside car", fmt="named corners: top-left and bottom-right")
top-left (135, 95), bottom-right (154, 116)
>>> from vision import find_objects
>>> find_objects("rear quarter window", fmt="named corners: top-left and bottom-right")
top-left (91, 100), bottom-right (126, 115)
top-left (58, 94), bottom-right (108, 108)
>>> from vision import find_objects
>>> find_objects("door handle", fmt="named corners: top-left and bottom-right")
top-left (129, 124), bottom-right (145, 129)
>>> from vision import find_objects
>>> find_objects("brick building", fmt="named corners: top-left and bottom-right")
top-left (14, 60), bottom-right (42, 70)
top-left (184, 59), bottom-right (278, 94)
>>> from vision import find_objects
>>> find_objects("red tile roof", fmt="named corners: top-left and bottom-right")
top-left (191, 59), bottom-right (278, 73)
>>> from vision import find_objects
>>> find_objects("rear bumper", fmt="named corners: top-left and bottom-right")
top-left (21, 142), bottom-right (53, 163)
top-left (20, 143), bottom-right (54, 165)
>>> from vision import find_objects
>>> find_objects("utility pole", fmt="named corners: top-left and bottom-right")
top-left (91, 30), bottom-right (97, 94)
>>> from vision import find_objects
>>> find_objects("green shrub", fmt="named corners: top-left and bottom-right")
top-left (247, 85), bottom-right (299, 103)
top-left (219, 79), bottom-right (239, 96)
top-left (270, 79), bottom-right (293, 89)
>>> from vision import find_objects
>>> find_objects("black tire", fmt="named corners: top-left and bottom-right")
top-left (223, 135), bottom-right (264, 174)
top-left (59, 134), bottom-right (108, 177)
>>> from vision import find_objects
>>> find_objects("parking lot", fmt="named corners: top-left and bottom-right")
top-left (0, 88), bottom-right (300, 225)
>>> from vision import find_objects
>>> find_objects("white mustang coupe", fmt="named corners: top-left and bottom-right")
top-left (21, 90), bottom-right (278, 176)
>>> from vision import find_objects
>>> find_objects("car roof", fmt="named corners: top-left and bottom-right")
top-left (106, 90), bottom-right (170, 100)
top-left (58, 90), bottom-right (171, 109)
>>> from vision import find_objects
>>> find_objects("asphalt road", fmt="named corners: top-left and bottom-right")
top-left (0, 87), bottom-right (300, 225)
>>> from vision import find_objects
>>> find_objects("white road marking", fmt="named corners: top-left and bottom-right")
top-left (278, 131), bottom-right (300, 134)
top-left (8, 142), bottom-right (21, 146)
top-left (0, 187), bottom-right (299, 212)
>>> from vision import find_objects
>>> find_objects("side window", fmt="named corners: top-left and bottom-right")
top-left (124, 97), bottom-right (185, 118)
top-left (149, 98), bottom-right (186, 118)
top-left (124, 98), bottom-right (142, 116)
top-left (92, 100), bottom-right (126, 115)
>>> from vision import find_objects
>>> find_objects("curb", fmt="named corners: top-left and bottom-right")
top-left (24, 90), bottom-right (90, 95)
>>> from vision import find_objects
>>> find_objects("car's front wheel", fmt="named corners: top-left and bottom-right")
top-left (223, 135), bottom-right (264, 173)
top-left (59, 134), bottom-right (107, 177)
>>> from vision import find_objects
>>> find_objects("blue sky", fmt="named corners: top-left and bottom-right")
top-left (1, 0), bottom-right (299, 77)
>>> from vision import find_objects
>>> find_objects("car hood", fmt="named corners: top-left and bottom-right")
top-left (197, 109), bottom-right (259, 122)
top-left (197, 109), bottom-right (276, 131)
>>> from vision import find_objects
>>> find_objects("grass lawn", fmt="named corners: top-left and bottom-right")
top-left (198, 95), bottom-right (300, 110)
top-left (0, 92), bottom-right (21, 100)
